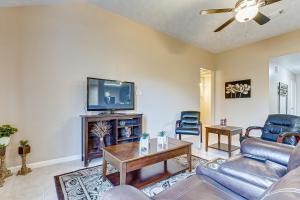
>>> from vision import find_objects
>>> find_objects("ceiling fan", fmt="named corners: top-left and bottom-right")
top-left (200, 0), bottom-right (282, 32)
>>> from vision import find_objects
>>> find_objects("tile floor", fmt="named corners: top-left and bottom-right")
top-left (0, 133), bottom-right (241, 200)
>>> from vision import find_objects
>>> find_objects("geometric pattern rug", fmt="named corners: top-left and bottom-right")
top-left (54, 155), bottom-right (208, 200)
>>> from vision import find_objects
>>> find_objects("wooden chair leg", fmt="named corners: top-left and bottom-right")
top-left (179, 134), bottom-right (182, 140)
top-left (200, 134), bottom-right (202, 144)
top-left (199, 124), bottom-right (203, 143)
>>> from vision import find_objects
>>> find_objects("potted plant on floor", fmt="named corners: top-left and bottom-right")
top-left (17, 140), bottom-right (32, 176)
top-left (18, 140), bottom-right (31, 155)
top-left (0, 124), bottom-right (17, 178)
top-left (0, 125), bottom-right (18, 146)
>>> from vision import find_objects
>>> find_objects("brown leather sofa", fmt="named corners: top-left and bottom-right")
top-left (103, 138), bottom-right (300, 200)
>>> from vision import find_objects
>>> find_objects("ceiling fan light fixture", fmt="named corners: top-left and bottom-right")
top-left (235, 0), bottom-right (259, 22)
top-left (199, 0), bottom-right (279, 32)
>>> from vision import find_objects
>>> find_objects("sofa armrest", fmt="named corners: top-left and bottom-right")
top-left (260, 167), bottom-right (300, 200)
top-left (241, 138), bottom-right (294, 166)
top-left (102, 185), bottom-right (151, 200)
top-left (245, 126), bottom-right (263, 137)
top-left (196, 163), bottom-right (267, 200)
top-left (277, 132), bottom-right (300, 144)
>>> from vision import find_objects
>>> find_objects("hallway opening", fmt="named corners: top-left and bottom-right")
top-left (200, 68), bottom-right (214, 126)
top-left (269, 53), bottom-right (300, 115)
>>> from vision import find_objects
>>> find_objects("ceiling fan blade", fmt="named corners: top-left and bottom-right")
top-left (214, 17), bottom-right (235, 32)
top-left (253, 12), bottom-right (271, 25)
top-left (200, 8), bottom-right (234, 15)
top-left (260, 0), bottom-right (282, 7)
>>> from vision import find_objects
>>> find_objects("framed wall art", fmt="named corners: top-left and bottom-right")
top-left (225, 79), bottom-right (251, 99)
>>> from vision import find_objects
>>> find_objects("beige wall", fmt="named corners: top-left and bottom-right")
top-left (0, 8), bottom-right (19, 123)
top-left (0, 4), bottom-right (214, 167)
top-left (0, 8), bottom-right (21, 165)
top-left (215, 30), bottom-right (300, 129)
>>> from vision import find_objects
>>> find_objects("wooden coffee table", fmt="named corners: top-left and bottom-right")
top-left (102, 137), bottom-right (192, 189)
top-left (205, 125), bottom-right (243, 157)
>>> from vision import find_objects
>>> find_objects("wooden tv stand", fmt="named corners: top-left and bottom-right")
top-left (81, 113), bottom-right (143, 167)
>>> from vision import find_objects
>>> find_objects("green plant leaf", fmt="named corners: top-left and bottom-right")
top-left (141, 132), bottom-right (149, 139)
top-left (0, 124), bottom-right (18, 138)
top-left (19, 140), bottom-right (29, 147)
top-left (158, 131), bottom-right (166, 137)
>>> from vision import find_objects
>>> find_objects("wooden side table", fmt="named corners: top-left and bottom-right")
top-left (205, 125), bottom-right (243, 157)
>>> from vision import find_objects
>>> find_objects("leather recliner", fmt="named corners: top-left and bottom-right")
top-left (241, 114), bottom-right (300, 145)
top-left (103, 138), bottom-right (300, 200)
top-left (175, 111), bottom-right (202, 143)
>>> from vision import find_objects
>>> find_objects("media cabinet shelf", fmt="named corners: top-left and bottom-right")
top-left (81, 113), bottom-right (143, 167)
top-left (118, 124), bottom-right (141, 128)
top-left (117, 135), bottom-right (140, 142)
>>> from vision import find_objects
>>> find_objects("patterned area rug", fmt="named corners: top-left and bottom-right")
top-left (54, 156), bottom-right (207, 200)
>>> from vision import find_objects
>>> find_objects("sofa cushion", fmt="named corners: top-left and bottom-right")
top-left (263, 125), bottom-right (290, 136)
top-left (259, 167), bottom-right (300, 200)
top-left (241, 138), bottom-right (293, 166)
top-left (154, 175), bottom-right (245, 200)
top-left (264, 114), bottom-right (300, 128)
top-left (261, 131), bottom-right (281, 142)
top-left (175, 127), bottom-right (199, 135)
top-left (219, 155), bottom-right (287, 189)
top-left (197, 160), bottom-right (266, 200)
top-left (288, 143), bottom-right (300, 172)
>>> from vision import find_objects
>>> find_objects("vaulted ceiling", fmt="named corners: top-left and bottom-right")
top-left (1, 0), bottom-right (300, 53)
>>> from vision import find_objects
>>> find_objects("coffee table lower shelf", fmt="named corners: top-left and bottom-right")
top-left (208, 143), bottom-right (240, 152)
top-left (106, 160), bottom-right (187, 189)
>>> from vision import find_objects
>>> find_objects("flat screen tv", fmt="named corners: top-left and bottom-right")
top-left (87, 77), bottom-right (135, 111)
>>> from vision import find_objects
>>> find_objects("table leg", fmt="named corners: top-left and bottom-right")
top-left (200, 123), bottom-right (203, 143)
top-left (120, 163), bottom-right (127, 185)
top-left (218, 133), bottom-right (221, 147)
top-left (205, 128), bottom-right (209, 152)
top-left (164, 160), bottom-right (167, 171)
top-left (102, 158), bottom-right (107, 181)
top-left (228, 133), bottom-right (232, 157)
top-left (187, 145), bottom-right (192, 172)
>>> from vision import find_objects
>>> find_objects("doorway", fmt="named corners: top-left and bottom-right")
top-left (269, 53), bottom-right (300, 115)
top-left (182, 68), bottom-right (215, 152)
top-left (200, 68), bottom-right (215, 126)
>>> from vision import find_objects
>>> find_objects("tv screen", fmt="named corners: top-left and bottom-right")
top-left (87, 78), bottom-right (135, 111)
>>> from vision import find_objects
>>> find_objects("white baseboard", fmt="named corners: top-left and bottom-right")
top-left (9, 154), bottom-right (81, 172)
